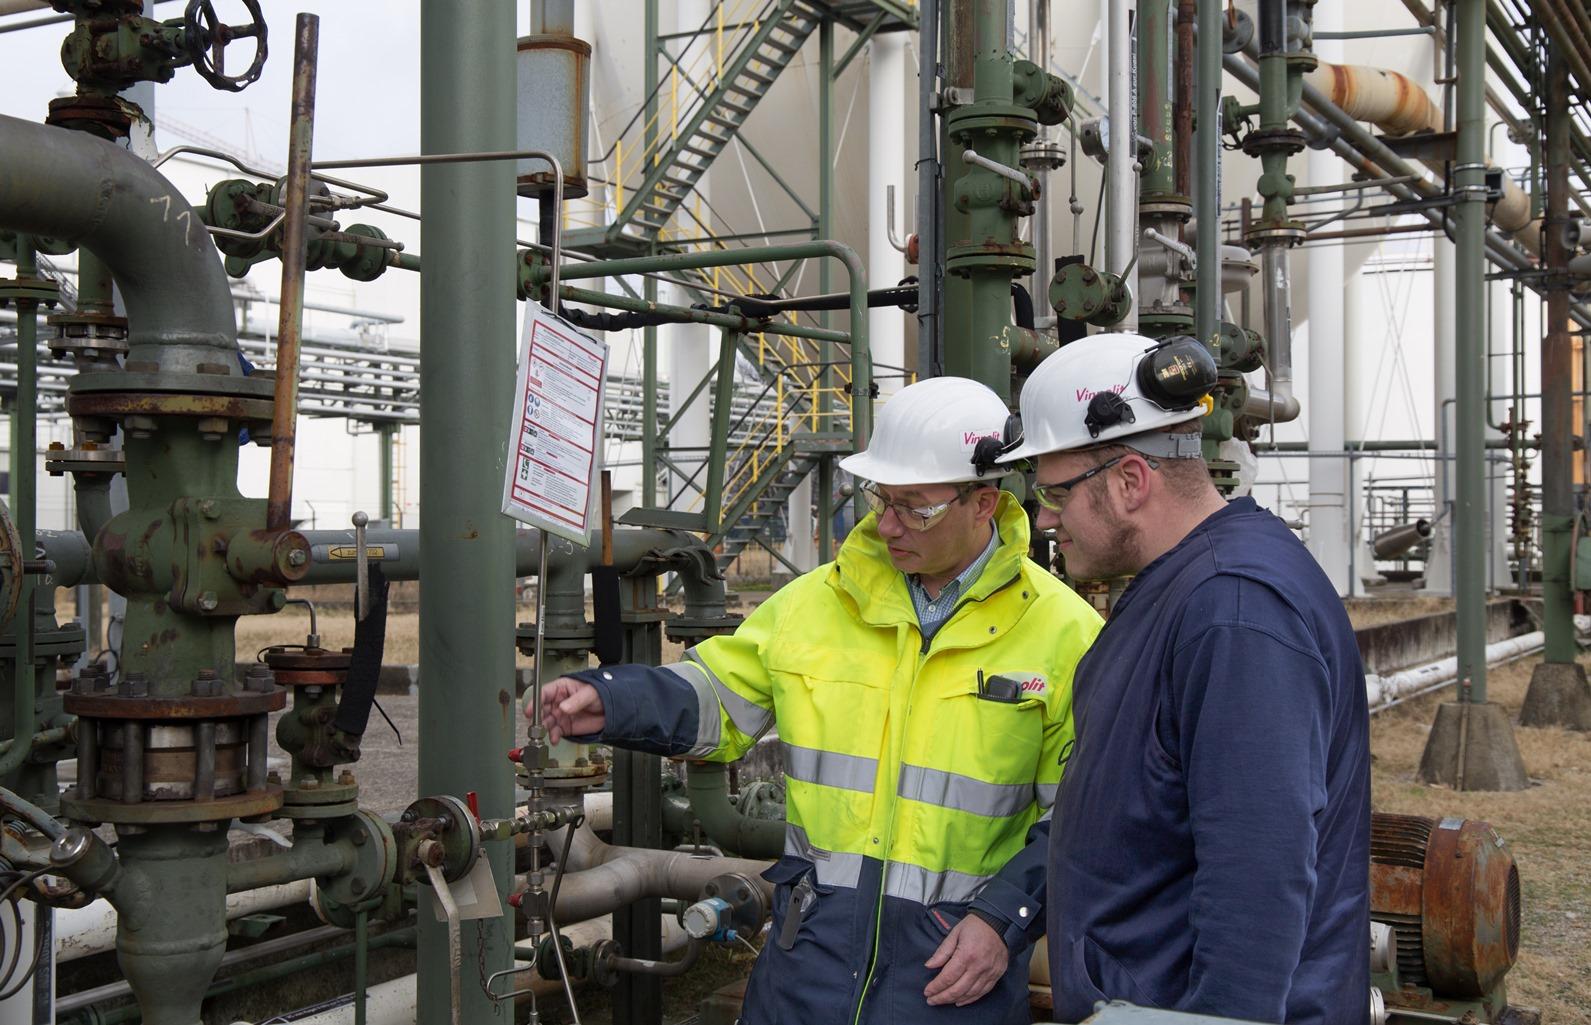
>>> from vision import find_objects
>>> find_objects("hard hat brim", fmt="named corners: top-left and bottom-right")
top-left (838, 449), bottom-right (983, 486)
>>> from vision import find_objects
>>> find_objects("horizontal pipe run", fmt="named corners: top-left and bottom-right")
top-left (1367, 631), bottom-right (1545, 712)
top-left (225, 835), bottom-right (355, 894)
top-left (56, 881), bottom-right (313, 964)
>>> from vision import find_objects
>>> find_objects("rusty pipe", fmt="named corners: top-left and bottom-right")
top-left (1303, 61), bottom-right (1541, 253)
top-left (267, 14), bottom-right (320, 531)
top-left (1174, 0), bottom-right (1195, 205)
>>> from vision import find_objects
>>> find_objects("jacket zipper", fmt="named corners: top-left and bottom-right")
top-left (850, 570), bottom-right (1025, 1023)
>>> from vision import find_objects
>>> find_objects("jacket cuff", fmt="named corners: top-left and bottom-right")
top-left (970, 877), bottom-right (1042, 953)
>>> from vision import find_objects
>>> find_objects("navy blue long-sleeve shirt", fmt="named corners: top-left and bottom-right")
top-left (1047, 497), bottom-right (1370, 1025)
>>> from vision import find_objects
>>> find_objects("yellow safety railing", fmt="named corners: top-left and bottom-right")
top-left (604, 0), bottom-right (775, 222)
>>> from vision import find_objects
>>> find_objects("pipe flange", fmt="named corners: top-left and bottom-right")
top-left (0, 622), bottom-right (87, 659)
top-left (946, 246), bottom-right (1037, 275)
top-left (48, 312), bottom-right (130, 361)
top-left (316, 810), bottom-right (397, 908)
top-left (1243, 223), bottom-right (1306, 248)
top-left (397, 795), bottom-right (481, 884)
top-left (515, 622), bottom-right (595, 657)
top-left (44, 442), bottom-right (125, 478)
top-left (945, 104), bottom-right (1039, 141)
top-left (1137, 198), bottom-right (1193, 220)
top-left (540, 762), bottom-right (610, 790)
top-left (666, 614), bottom-right (744, 646)
top-left (1239, 126), bottom-right (1308, 159)
top-left (1019, 141), bottom-right (1067, 171)
top-left (60, 782), bottom-right (283, 827)
top-left (64, 687), bottom-right (285, 719)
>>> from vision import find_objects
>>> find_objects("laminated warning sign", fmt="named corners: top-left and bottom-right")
top-left (501, 302), bottom-right (608, 546)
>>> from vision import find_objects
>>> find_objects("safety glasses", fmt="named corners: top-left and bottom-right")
top-left (859, 481), bottom-right (975, 531)
top-left (1032, 454), bottom-right (1139, 512)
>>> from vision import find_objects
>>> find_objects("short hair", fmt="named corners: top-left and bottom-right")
top-left (1090, 425), bottom-right (1211, 498)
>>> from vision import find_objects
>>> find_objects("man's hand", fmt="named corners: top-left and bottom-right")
top-left (923, 913), bottom-right (1009, 1007)
top-left (530, 677), bottom-right (606, 743)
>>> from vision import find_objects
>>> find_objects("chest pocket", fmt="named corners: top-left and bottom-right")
top-left (764, 645), bottom-right (893, 757)
top-left (923, 685), bottom-right (1046, 788)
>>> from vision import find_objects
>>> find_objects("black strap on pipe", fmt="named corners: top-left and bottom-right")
top-left (333, 561), bottom-right (389, 737)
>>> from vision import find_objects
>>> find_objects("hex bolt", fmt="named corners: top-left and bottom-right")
top-left (351, 827), bottom-right (366, 846)
top-left (298, 777), bottom-right (319, 790)
top-left (267, 770), bottom-right (282, 785)
top-left (338, 770), bottom-right (356, 786)
top-left (120, 673), bottom-right (148, 698)
top-left (197, 592), bottom-right (219, 612)
top-left (199, 499), bottom-right (220, 519)
top-left (286, 548), bottom-right (308, 568)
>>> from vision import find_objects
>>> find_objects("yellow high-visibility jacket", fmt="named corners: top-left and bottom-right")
top-left (574, 492), bottom-right (1102, 1024)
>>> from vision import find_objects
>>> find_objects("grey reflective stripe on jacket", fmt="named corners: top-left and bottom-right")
top-left (782, 742), bottom-right (878, 792)
top-left (896, 763), bottom-right (1033, 819)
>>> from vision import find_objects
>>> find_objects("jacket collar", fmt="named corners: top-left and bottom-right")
top-left (830, 491), bottom-right (1031, 628)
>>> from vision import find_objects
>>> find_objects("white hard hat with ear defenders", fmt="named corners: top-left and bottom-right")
top-left (998, 333), bottom-right (1217, 463)
top-left (838, 376), bottom-right (1011, 486)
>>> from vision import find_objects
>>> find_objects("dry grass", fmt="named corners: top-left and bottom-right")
top-left (1369, 655), bottom-right (1591, 1022)
top-left (1346, 596), bottom-right (1455, 628)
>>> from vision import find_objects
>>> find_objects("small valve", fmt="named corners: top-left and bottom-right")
top-left (352, 511), bottom-right (370, 621)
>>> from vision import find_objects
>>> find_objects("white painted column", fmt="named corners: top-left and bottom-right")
top-left (0, 904), bottom-right (49, 1025)
top-left (1488, 279), bottom-right (1511, 588)
top-left (1424, 237), bottom-right (1456, 594)
top-left (1305, 10), bottom-right (1348, 595)
top-left (783, 472), bottom-right (817, 573)
top-left (666, 0), bottom-right (716, 510)
top-left (1344, 242), bottom-right (1376, 597)
top-left (868, 32), bottom-right (907, 395)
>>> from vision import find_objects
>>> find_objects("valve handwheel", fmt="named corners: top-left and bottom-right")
top-left (182, 0), bottom-right (268, 92)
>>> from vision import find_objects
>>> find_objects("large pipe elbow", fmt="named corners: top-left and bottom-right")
top-left (684, 761), bottom-right (785, 859)
top-left (0, 114), bottom-right (240, 373)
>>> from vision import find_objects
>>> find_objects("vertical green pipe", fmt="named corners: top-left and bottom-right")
top-left (1194, 0), bottom-right (1222, 343)
top-left (0, 235), bottom-right (36, 780)
top-left (418, 2), bottom-right (516, 1022)
top-left (642, 0), bottom-right (660, 508)
top-left (940, 0), bottom-right (1021, 399)
top-left (705, 330), bottom-right (737, 531)
top-left (1137, 0), bottom-right (1174, 200)
top-left (820, 17), bottom-right (835, 422)
top-left (1540, 52), bottom-right (1576, 664)
top-left (1454, 0), bottom-right (1488, 701)
top-left (378, 424), bottom-right (395, 525)
top-left (354, 907), bottom-right (368, 1025)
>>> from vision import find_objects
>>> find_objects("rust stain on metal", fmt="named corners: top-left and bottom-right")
top-left (64, 689), bottom-right (285, 719)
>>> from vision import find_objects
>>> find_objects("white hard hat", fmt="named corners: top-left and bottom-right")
top-left (839, 376), bottom-right (1010, 486)
top-left (999, 333), bottom-right (1216, 463)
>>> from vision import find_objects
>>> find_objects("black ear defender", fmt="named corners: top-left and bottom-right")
top-left (971, 412), bottom-right (1024, 477)
top-left (1136, 335), bottom-right (1218, 410)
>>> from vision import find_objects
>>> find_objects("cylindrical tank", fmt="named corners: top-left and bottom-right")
top-left (516, 31), bottom-right (591, 200)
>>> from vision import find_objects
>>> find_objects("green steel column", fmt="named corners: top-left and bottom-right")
top-left (1193, 0), bottom-right (1222, 343)
top-left (1453, 0), bottom-right (1489, 702)
top-left (1538, 52), bottom-right (1576, 664)
top-left (820, 17), bottom-right (835, 418)
top-left (377, 423), bottom-right (395, 525)
top-left (642, 0), bottom-right (659, 508)
top-left (418, 2), bottom-right (516, 1023)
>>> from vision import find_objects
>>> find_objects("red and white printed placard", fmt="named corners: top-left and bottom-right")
top-left (501, 302), bottom-right (608, 545)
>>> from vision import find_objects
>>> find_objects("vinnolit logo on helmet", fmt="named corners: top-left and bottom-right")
top-left (961, 429), bottom-right (1002, 446)
top-left (1074, 383), bottom-right (1128, 403)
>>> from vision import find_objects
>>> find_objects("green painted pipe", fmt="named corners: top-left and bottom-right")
top-left (1194, 0), bottom-right (1222, 344)
top-left (0, 234), bottom-right (37, 780)
top-left (66, 925), bottom-right (418, 1025)
top-left (684, 762), bottom-right (784, 859)
top-left (1454, 0), bottom-right (1489, 702)
top-left (418, 3), bottom-right (518, 1020)
top-left (1137, 0), bottom-right (1176, 201)
top-left (550, 242), bottom-right (871, 450)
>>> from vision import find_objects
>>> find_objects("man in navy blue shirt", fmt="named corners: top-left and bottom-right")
top-left (999, 334), bottom-right (1371, 1025)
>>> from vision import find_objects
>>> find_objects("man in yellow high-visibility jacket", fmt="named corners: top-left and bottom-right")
top-left (535, 376), bottom-right (1102, 1024)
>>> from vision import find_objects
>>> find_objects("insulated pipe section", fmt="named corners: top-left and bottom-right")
top-left (1243, 244), bottom-right (1301, 422)
top-left (1299, 62), bottom-right (1540, 253)
top-left (1372, 519), bottom-right (1433, 560)
top-left (1367, 631), bottom-right (1545, 712)
top-left (0, 115), bottom-right (239, 373)
top-left (545, 823), bottom-right (773, 925)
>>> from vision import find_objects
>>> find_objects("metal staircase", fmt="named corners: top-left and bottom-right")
top-left (566, 0), bottom-right (821, 254)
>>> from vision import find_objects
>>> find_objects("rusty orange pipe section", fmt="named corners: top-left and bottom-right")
top-left (1305, 62), bottom-right (1541, 254)
top-left (267, 14), bottom-right (320, 531)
